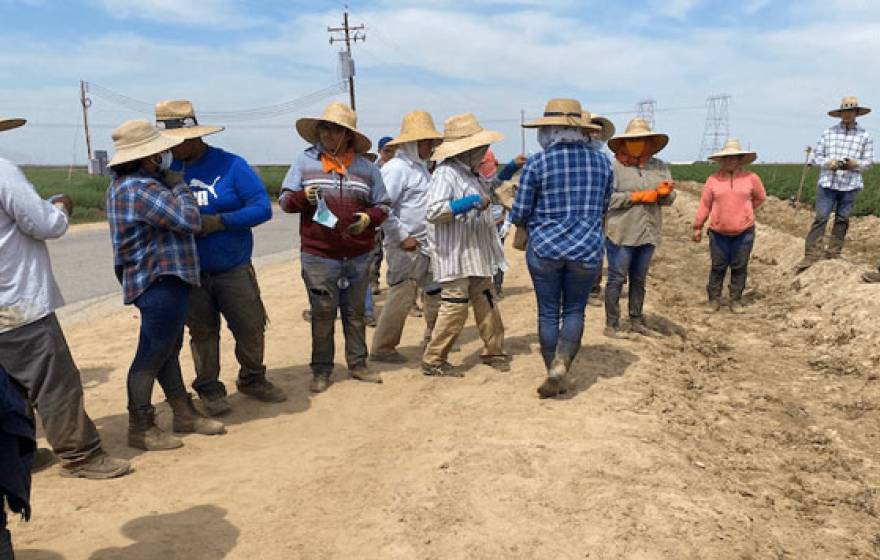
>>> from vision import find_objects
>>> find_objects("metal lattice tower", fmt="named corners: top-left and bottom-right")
top-left (699, 94), bottom-right (731, 160)
top-left (635, 99), bottom-right (656, 128)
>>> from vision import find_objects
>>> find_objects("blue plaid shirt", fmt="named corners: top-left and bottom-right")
top-left (106, 173), bottom-right (202, 303)
top-left (510, 141), bottom-right (613, 264)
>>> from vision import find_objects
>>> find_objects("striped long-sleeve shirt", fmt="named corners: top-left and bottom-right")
top-left (426, 158), bottom-right (507, 283)
top-left (812, 123), bottom-right (873, 192)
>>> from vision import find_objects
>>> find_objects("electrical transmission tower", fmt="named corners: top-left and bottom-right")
top-left (699, 94), bottom-right (731, 160)
top-left (635, 99), bottom-right (656, 128)
top-left (328, 9), bottom-right (366, 110)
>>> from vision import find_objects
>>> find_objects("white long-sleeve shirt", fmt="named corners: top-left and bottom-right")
top-left (381, 150), bottom-right (432, 251)
top-left (812, 123), bottom-right (873, 191)
top-left (0, 158), bottom-right (68, 333)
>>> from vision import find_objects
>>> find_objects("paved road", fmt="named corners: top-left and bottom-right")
top-left (48, 211), bottom-right (300, 306)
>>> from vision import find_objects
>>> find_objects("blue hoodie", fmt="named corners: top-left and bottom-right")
top-left (174, 146), bottom-right (272, 274)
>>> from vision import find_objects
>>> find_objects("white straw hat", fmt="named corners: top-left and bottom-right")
top-left (155, 100), bottom-right (224, 139)
top-left (387, 111), bottom-right (442, 147)
top-left (0, 117), bottom-right (26, 133)
top-left (709, 138), bottom-right (757, 165)
top-left (523, 98), bottom-right (599, 130)
top-left (296, 102), bottom-right (372, 154)
top-left (109, 119), bottom-right (184, 167)
top-left (608, 118), bottom-right (669, 155)
top-left (431, 113), bottom-right (504, 162)
top-left (828, 96), bottom-right (870, 118)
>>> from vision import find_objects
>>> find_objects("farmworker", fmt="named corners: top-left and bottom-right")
top-left (279, 102), bottom-right (391, 393)
top-left (369, 111), bottom-right (444, 363)
top-left (691, 139), bottom-right (767, 313)
top-left (510, 98), bottom-right (613, 398)
top-left (0, 366), bottom-right (34, 559)
top-left (377, 136), bottom-right (396, 167)
top-left (0, 117), bottom-right (130, 479)
top-left (367, 136), bottom-right (395, 300)
top-left (155, 100), bottom-right (285, 416)
top-left (421, 113), bottom-right (509, 377)
top-left (582, 112), bottom-right (616, 300)
top-left (107, 119), bottom-right (225, 451)
top-left (603, 118), bottom-right (676, 337)
top-left (796, 96), bottom-right (874, 272)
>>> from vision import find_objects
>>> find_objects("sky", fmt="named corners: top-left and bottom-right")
top-left (0, 0), bottom-right (878, 165)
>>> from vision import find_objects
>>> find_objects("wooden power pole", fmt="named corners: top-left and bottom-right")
top-left (328, 10), bottom-right (365, 110)
top-left (79, 80), bottom-right (93, 165)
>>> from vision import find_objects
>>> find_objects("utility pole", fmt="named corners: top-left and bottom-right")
top-left (635, 98), bottom-right (656, 129)
top-left (79, 80), bottom-right (93, 165)
top-left (520, 109), bottom-right (526, 155)
top-left (698, 94), bottom-right (731, 160)
top-left (328, 9), bottom-right (365, 110)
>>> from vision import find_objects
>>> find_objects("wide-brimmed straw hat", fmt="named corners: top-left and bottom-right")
top-left (523, 98), bottom-right (599, 130)
top-left (296, 102), bottom-right (371, 154)
top-left (708, 138), bottom-right (757, 165)
top-left (387, 111), bottom-right (442, 147)
top-left (587, 114), bottom-right (615, 142)
top-left (0, 117), bottom-right (26, 133)
top-left (109, 119), bottom-right (184, 167)
top-left (155, 100), bottom-right (224, 139)
top-left (607, 118), bottom-right (669, 155)
top-left (431, 113), bottom-right (504, 162)
top-left (828, 96), bottom-right (871, 118)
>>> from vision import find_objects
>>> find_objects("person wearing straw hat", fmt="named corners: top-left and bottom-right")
top-left (369, 111), bottom-right (444, 363)
top-left (603, 117), bottom-right (676, 338)
top-left (279, 102), bottom-right (391, 393)
top-left (107, 119), bottom-right (225, 451)
top-left (582, 111), bottom-right (616, 301)
top-left (155, 100), bottom-right (285, 416)
top-left (796, 96), bottom-right (874, 272)
top-left (0, 117), bottom-right (131, 479)
top-left (692, 139), bottom-right (767, 313)
top-left (510, 99), bottom-right (613, 398)
top-left (421, 113), bottom-right (509, 377)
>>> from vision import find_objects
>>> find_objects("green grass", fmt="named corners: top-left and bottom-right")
top-left (671, 163), bottom-right (880, 217)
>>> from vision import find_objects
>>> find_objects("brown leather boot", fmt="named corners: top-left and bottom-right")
top-left (168, 395), bottom-right (226, 436)
top-left (128, 409), bottom-right (182, 451)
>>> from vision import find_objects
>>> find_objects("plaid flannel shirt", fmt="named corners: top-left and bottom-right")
top-left (106, 174), bottom-right (201, 303)
top-left (812, 123), bottom-right (873, 191)
top-left (510, 141), bottom-right (614, 264)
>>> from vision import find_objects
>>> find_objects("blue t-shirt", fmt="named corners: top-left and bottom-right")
top-left (173, 146), bottom-right (272, 274)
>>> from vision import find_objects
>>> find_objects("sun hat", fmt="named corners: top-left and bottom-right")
top-left (378, 136), bottom-right (394, 150)
top-left (109, 119), bottom-right (184, 167)
top-left (587, 114), bottom-right (615, 142)
top-left (296, 102), bottom-right (371, 154)
top-left (431, 113), bottom-right (504, 162)
top-left (607, 117), bottom-right (669, 155)
top-left (386, 111), bottom-right (443, 147)
top-left (523, 98), bottom-right (599, 130)
top-left (828, 96), bottom-right (871, 118)
top-left (155, 100), bottom-right (224, 139)
top-left (708, 138), bottom-right (757, 165)
top-left (0, 118), bottom-right (26, 133)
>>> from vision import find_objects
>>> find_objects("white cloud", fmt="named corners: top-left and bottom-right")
top-left (91, 0), bottom-right (263, 28)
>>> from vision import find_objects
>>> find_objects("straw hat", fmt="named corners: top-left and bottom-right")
top-left (109, 119), bottom-right (184, 167)
top-left (0, 117), bottom-right (26, 133)
top-left (708, 138), bottom-right (757, 165)
top-left (587, 114), bottom-right (615, 142)
top-left (523, 98), bottom-right (599, 130)
top-left (828, 96), bottom-right (871, 118)
top-left (431, 113), bottom-right (504, 162)
top-left (296, 102), bottom-right (371, 154)
top-left (155, 100), bottom-right (224, 139)
top-left (386, 111), bottom-right (442, 147)
top-left (607, 118), bottom-right (669, 155)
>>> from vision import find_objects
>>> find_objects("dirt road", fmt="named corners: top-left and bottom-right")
top-left (10, 184), bottom-right (880, 559)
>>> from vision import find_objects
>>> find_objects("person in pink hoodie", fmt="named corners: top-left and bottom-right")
top-left (692, 139), bottom-right (766, 314)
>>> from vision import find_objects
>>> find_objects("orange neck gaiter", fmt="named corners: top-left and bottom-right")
top-left (615, 152), bottom-right (650, 169)
top-left (320, 150), bottom-right (355, 175)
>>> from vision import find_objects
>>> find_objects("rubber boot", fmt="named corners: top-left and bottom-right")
top-left (168, 395), bottom-right (226, 435)
top-left (128, 409), bottom-right (182, 451)
top-left (537, 340), bottom-right (577, 399)
top-left (825, 220), bottom-right (848, 259)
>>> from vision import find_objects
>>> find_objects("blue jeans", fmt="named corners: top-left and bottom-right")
top-left (526, 247), bottom-right (599, 369)
top-left (365, 285), bottom-right (374, 318)
top-left (805, 186), bottom-right (858, 255)
top-left (128, 276), bottom-right (191, 412)
top-left (300, 252), bottom-right (372, 373)
top-left (604, 241), bottom-right (655, 327)
top-left (708, 227), bottom-right (755, 301)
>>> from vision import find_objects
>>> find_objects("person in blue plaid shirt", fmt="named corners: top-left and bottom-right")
top-left (796, 96), bottom-right (874, 272)
top-left (107, 120), bottom-right (225, 453)
top-left (510, 99), bottom-right (613, 399)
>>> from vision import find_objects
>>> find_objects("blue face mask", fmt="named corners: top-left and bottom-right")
top-left (313, 191), bottom-right (338, 229)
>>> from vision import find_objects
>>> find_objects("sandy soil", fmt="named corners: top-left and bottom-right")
top-left (9, 186), bottom-right (880, 559)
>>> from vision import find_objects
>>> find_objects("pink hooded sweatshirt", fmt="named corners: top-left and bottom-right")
top-left (693, 170), bottom-right (767, 235)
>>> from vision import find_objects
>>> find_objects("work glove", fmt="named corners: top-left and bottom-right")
top-left (304, 186), bottom-right (319, 205)
top-left (347, 212), bottom-right (371, 235)
top-left (656, 180), bottom-right (675, 197)
top-left (48, 194), bottom-right (74, 216)
top-left (825, 160), bottom-right (842, 171)
top-left (842, 158), bottom-right (859, 171)
top-left (199, 214), bottom-right (225, 236)
top-left (630, 189), bottom-right (659, 204)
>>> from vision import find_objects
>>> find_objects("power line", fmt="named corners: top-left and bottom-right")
top-left (635, 99), bottom-right (656, 128)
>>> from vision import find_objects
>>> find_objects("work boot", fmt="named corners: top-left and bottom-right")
top-left (729, 299), bottom-right (746, 314)
top-left (629, 318), bottom-right (651, 336)
top-left (705, 299), bottom-right (722, 314)
top-left (310, 373), bottom-right (331, 393)
top-left (200, 393), bottom-right (232, 416)
top-left (862, 271), bottom-right (880, 283)
top-left (60, 450), bottom-right (131, 480)
top-left (369, 351), bottom-right (408, 364)
top-left (825, 221), bottom-right (848, 259)
top-left (537, 374), bottom-right (566, 399)
top-left (350, 365), bottom-right (382, 384)
top-left (237, 378), bottom-right (287, 403)
top-left (31, 447), bottom-right (57, 473)
top-left (168, 395), bottom-right (226, 436)
top-left (481, 354), bottom-right (512, 372)
top-left (603, 324), bottom-right (626, 339)
top-left (421, 361), bottom-right (461, 377)
top-left (128, 409), bottom-right (183, 451)
top-left (796, 241), bottom-right (823, 273)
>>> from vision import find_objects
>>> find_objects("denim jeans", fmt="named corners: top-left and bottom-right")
top-left (708, 227), bottom-right (755, 301)
top-left (805, 186), bottom-right (858, 254)
top-left (128, 276), bottom-right (191, 412)
top-left (526, 247), bottom-right (599, 369)
top-left (300, 252), bottom-right (372, 373)
top-left (365, 285), bottom-right (374, 318)
top-left (604, 241), bottom-right (655, 327)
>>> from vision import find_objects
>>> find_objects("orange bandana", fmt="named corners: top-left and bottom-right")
top-left (615, 152), bottom-right (650, 168)
top-left (320, 150), bottom-right (355, 175)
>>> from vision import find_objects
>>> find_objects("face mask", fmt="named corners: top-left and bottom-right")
top-left (313, 191), bottom-right (338, 229)
top-left (624, 140), bottom-right (647, 157)
top-left (154, 150), bottom-right (174, 171)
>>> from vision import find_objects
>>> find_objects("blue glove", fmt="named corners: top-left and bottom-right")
top-left (496, 160), bottom-right (520, 181)
top-left (450, 194), bottom-right (483, 216)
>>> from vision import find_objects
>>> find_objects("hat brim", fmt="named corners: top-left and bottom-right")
top-left (522, 116), bottom-right (600, 130)
top-left (109, 132), bottom-right (184, 167)
top-left (607, 133), bottom-right (669, 156)
top-left (0, 118), bottom-right (26, 132)
top-left (591, 116), bottom-right (615, 142)
top-left (386, 131), bottom-right (443, 147)
top-left (296, 117), bottom-right (372, 154)
top-left (829, 107), bottom-right (871, 117)
top-left (430, 129), bottom-right (505, 162)
top-left (709, 152), bottom-right (758, 165)
top-left (161, 125), bottom-right (225, 140)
